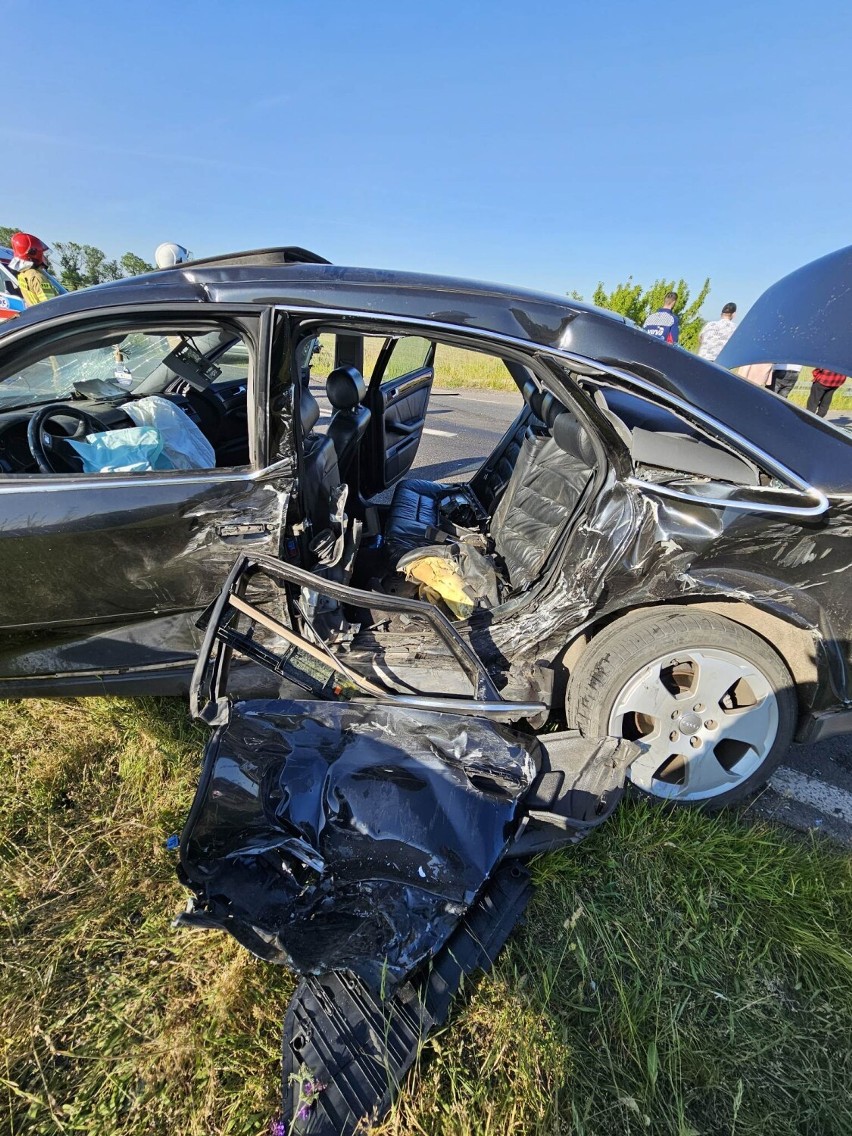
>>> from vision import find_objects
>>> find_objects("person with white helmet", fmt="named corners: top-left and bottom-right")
top-left (154, 243), bottom-right (190, 269)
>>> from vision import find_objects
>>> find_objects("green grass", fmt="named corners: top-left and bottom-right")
top-left (2, 698), bottom-right (852, 1135)
top-left (310, 335), bottom-right (518, 392)
top-left (431, 344), bottom-right (516, 391)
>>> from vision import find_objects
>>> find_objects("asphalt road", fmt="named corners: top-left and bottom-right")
top-left (312, 384), bottom-right (852, 843)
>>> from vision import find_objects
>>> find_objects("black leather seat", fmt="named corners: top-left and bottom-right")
top-left (325, 366), bottom-right (371, 483)
top-left (300, 386), bottom-right (340, 526)
top-left (385, 479), bottom-right (453, 559)
top-left (385, 397), bottom-right (595, 593)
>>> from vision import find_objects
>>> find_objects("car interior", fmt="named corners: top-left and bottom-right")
top-left (293, 330), bottom-right (765, 646)
top-left (0, 323), bottom-right (253, 475)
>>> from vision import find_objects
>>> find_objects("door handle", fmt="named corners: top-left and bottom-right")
top-left (387, 420), bottom-right (419, 436)
top-left (216, 522), bottom-right (273, 539)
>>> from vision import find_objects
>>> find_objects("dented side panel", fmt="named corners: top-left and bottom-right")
top-left (0, 474), bottom-right (291, 680)
top-left (484, 478), bottom-right (852, 715)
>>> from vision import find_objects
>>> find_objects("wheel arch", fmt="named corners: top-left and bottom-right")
top-left (559, 597), bottom-right (820, 728)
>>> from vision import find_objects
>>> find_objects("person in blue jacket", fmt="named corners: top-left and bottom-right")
top-left (643, 291), bottom-right (680, 344)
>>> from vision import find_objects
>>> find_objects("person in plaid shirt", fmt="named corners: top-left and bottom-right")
top-left (807, 368), bottom-right (847, 417)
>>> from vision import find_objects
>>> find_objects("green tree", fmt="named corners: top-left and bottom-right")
top-left (120, 252), bottom-right (154, 277)
top-left (52, 241), bottom-right (127, 289)
top-left (578, 276), bottom-right (712, 353)
top-left (3, 225), bottom-right (154, 289)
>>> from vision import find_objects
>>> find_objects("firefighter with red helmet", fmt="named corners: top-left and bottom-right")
top-left (9, 233), bottom-right (61, 307)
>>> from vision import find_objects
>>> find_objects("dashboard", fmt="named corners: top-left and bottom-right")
top-left (0, 377), bottom-right (250, 474)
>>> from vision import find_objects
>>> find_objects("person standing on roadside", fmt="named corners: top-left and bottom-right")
top-left (697, 302), bottom-right (737, 361)
top-left (643, 291), bottom-right (680, 344)
top-left (736, 363), bottom-right (774, 387)
top-left (807, 368), bottom-right (847, 417)
top-left (9, 232), bottom-right (60, 307)
top-left (770, 363), bottom-right (801, 399)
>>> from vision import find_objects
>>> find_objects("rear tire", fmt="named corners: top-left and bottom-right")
top-left (566, 610), bottom-right (797, 808)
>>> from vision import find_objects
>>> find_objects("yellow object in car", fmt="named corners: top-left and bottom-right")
top-left (400, 554), bottom-right (476, 619)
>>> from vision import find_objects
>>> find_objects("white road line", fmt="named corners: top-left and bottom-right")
top-left (423, 427), bottom-right (457, 437)
top-left (770, 766), bottom-right (852, 825)
top-left (451, 394), bottom-right (519, 405)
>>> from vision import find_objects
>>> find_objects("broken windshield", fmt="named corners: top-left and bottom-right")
top-left (0, 328), bottom-right (225, 409)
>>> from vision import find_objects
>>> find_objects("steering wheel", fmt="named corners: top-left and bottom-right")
top-left (27, 404), bottom-right (108, 474)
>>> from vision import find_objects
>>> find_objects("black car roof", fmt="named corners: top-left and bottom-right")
top-left (159, 245), bottom-right (332, 270)
top-left (2, 258), bottom-right (850, 494)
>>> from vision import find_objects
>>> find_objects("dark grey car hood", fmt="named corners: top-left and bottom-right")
top-left (718, 244), bottom-right (852, 375)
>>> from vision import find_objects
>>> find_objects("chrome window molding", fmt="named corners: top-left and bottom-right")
top-left (623, 478), bottom-right (825, 517)
top-left (0, 458), bottom-right (294, 494)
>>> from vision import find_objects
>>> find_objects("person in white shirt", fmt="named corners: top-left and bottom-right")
top-left (697, 302), bottom-right (737, 361)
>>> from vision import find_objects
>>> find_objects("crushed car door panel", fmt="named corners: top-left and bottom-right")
top-left (177, 699), bottom-right (539, 989)
top-left (189, 551), bottom-right (549, 721)
top-left (180, 553), bottom-right (637, 1133)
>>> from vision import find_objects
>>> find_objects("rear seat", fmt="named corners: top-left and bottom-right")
top-left (490, 414), bottom-right (595, 590)
top-left (384, 479), bottom-right (452, 559)
top-left (385, 393), bottom-right (596, 595)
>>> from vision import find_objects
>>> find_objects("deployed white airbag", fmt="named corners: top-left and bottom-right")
top-left (69, 426), bottom-right (170, 473)
top-left (124, 395), bottom-right (215, 470)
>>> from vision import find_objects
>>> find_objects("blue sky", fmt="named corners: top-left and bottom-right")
top-left (4, 0), bottom-right (851, 315)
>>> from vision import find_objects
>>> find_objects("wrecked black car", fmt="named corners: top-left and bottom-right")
top-left (0, 244), bottom-right (851, 810)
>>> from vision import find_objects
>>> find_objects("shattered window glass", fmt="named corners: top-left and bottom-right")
top-left (0, 328), bottom-right (235, 408)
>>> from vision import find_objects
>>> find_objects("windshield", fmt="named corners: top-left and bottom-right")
top-left (0, 329), bottom-right (227, 410)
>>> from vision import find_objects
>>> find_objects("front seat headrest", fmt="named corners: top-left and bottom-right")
top-left (300, 386), bottom-right (320, 435)
top-left (326, 365), bottom-right (367, 411)
top-left (528, 388), bottom-right (545, 421)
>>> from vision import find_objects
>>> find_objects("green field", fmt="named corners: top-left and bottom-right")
top-left (311, 336), bottom-right (520, 392)
top-left (2, 697), bottom-right (851, 1135)
top-left (785, 369), bottom-right (852, 411)
top-left (312, 338), bottom-right (852, 407)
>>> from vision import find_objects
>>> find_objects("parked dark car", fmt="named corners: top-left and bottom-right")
top-left (0, 243), bottom-right (851, 813)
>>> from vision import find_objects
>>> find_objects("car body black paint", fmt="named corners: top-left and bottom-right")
top-left (718, 243), bottom-right (852, 378)
top-left (0, 250), bottom-right (850, 740)
top-left (177, 699), bottom-right (538, 990)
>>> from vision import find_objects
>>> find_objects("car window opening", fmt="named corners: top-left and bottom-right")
top-left (573, 373), bottom-right (769, 487)
top-left (0, 322), bottom-right (254, 476)
top-left (290, 325), bottom-right (602, 648)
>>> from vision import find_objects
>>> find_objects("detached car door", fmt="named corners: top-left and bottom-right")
top-left (362, 334), bottom-right (435, 495)
top-left (0, 306), bottom-right (292, 694)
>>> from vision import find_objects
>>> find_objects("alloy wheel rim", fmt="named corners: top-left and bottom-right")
top-left (607, 646), bottom-right (780, 801)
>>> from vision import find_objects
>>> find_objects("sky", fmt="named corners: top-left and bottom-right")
top-left (4, 0), bottom-right (852, 316)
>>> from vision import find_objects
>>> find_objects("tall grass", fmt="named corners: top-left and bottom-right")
top-left (2, 698), bottom-right (851, 1135)
top-left (310, 335), bottom-right (518, 392)
top-left (310, 335), bottom-right (852, 407)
